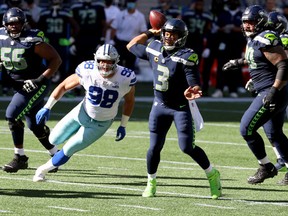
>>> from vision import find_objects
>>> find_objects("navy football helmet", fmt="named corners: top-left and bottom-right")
top-left (241, 5), bottom-right (268, 38)
top-left (3, 7), bottom-right (27, 38)
top-left (161, 18), bottom-right (188, 51)
top-left (267, 11), bottom-right (288, 34)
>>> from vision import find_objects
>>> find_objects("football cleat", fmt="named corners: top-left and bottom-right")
top-left (33, 165), bottom-right (49, 182)
top-left (247, 163), bottom-right (278, 184)
top-left (207, 168), bottom-right (222, 200)
top-left (3, 154), bottom-right (29, 173)
top-left (278, 172), bottom-right (288, 185)
top-left (142, 178), bottom-right (156, 198)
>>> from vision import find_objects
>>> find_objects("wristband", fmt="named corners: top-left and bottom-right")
top-left (120, 115), bottom-right (130, 127)
top-left (44, 97), bottom-right (58, 109)
top-left (144, 30), bottom-right (154, 39)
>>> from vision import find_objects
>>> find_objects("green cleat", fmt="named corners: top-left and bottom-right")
top-left (207, 169), bottom-right (222, 200)
top-left (142, 178), bottom-right (156, 198)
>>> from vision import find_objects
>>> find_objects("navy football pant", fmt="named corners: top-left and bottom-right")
top-left (146, 100), bottom-right (210, 174)
top-left (240, 87), bottom-right (288, 163)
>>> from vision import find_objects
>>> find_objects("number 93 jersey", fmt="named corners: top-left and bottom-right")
top-left (0, 27), bottom-right (46, 81)
top-left (75, 60), bottom-right (137, 121)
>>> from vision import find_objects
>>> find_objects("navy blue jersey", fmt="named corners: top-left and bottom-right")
top-left (130, 40), bottom-right (200, 108)
top-left (245, 30), bottom-right (281, 92)
top-left (0, 27), bottom-right (46, 81)
top-left (71, 1), bottom-right (106, 38)
top-left (37, 8), bottom-right (72, 46)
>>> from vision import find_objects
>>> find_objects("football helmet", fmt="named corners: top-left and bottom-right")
top-left (3, 7), bottom-right (27, 38)
top-left (95, 44), bottom-right (120, 77)
top-left (161, 18), bottom-right (188, 51)
top-left (241, 5), bottom-right (268, 38)
top-left (267, 11), bottom-right (288, 34)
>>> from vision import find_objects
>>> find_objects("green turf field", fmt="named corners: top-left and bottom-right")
top-left (0, 97), bottom-right (288, 215)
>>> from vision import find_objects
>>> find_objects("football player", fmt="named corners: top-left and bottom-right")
top-left (0, 7), bottom-right (62, 172)
top-left (33, 44), bottom-right (136, 182)
top-left (223, 5), bottom-right (288, 185)
top-left (127, 18), bottom-right (222, 199)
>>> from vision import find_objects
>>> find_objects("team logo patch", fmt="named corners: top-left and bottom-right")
top-left (264, 33), bottom-right (278, 45)
top-left (188, 53), bottom-right (198, 63)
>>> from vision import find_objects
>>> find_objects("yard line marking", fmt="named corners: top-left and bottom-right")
top-left (1, 176), bottom-right (287, 208)
top-left (195, 203), bottom-right (236, 209)
top-left (48, 206), bottom-right (89, 212)
top-left (0, 147), bottom-right (256, 171)
top-left (118, 204), bottom-right (162, 211)
top-left (0, 210), bottom-right (11, 213)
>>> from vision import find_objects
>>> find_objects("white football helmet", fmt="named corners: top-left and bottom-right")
top-left (95, 44), bottom-right (120, 77)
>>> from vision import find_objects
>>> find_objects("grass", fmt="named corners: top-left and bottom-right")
top-left (0, 96), bottom-right (288, 215)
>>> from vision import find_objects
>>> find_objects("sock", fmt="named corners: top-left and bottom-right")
top-left (148, 173), bottom-right (156, 179)
top-left (51, 149), bottom-right (70, 167)
top-left (39, 159), bottom-right (56, 173)
top-left (205, 165), bottom-right (215, 177)
top-left (14, 148), bottom-right (25, 156)
top-left (48, 146), bottom-right (58, 156)
top-left (258, 156), bottom-right (270, 165)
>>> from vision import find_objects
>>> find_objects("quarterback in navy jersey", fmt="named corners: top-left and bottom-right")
top-left (223, 5), bottom-right (288, 185)
top-left (127, 18), bottom-right (222, 199)
top-left (0, 7), bottom-right (62, 173)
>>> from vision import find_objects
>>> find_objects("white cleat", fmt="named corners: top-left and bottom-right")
top-left (33, 173), bottom-right (46, 182)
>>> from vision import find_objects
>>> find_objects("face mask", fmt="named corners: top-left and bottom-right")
top-left (127, 2), bottom-right (136, 10)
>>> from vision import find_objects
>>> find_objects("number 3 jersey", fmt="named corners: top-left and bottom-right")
top-left (0, 27), bottom-right (47, 82)
top-left (76, 60), bottom-right (137, 121)
top-left (130, 40), bottom-right (200, 109)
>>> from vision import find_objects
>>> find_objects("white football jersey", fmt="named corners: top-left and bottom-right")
top-left (75, 60), bottom-right (137, 121)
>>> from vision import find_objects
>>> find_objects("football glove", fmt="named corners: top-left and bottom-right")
top-left (263, 86), bottom-right (279, 112)
top-left (222, 58), bottom-right (244, 71)
top-left (36, 108), bottom-right (50, 125)
top-left (115, 126), bottom-right (126, 141)
top-left (245, 79), bottom-right (255, 93)
top-left (23, 75), bottom-right (47, 93)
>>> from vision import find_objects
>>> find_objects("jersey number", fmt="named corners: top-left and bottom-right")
top-left (1, 47), bottom-right (27, 70)
top-left (155, 64), bottom-right (169, 91)
top-left (88, 86), bottom-right (119, 108)
top-left (245, 47), bottom-right (257, 69)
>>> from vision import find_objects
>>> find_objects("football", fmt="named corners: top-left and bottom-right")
top-left (149, 10), bottom-right (167, 30)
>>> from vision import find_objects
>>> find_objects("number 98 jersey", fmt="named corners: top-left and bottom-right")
top-left (75, 60), bottom-right (137, 121)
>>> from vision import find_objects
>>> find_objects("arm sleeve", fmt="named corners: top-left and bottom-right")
top-left (129, 44), bottom-right (149, 60)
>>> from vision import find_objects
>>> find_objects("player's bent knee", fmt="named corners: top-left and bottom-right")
top-left (7, 118), bottom-right (25, 133)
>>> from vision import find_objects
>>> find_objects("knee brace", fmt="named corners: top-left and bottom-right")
top-left (7, 119), bottom-right (25, 133)
top-left (33, 125), bottom-right (50, 139)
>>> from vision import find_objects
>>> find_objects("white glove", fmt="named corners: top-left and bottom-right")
top-left (23, 80), bottom-right (38, 93)
top-left (245, 79), bottom-right (255, 93)
top-left (202, 48), bottom-right (210, 58)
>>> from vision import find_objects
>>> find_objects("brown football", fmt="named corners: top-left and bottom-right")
top-left (149, 10), bottom-right (167, 30)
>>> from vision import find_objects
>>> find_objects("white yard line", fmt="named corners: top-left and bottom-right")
top-left (118, 204), bottom-right (162, 211)
top-left (48, 206), bottom-right (90, 212)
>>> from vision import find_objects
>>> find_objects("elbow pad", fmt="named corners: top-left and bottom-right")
top-left (275, 59), bottom-right (288, 81)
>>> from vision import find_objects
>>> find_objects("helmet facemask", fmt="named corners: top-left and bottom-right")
top-left (161, 19), bottom-right (188, 51)
top-left (95, 44), bottom-right (120, 78)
